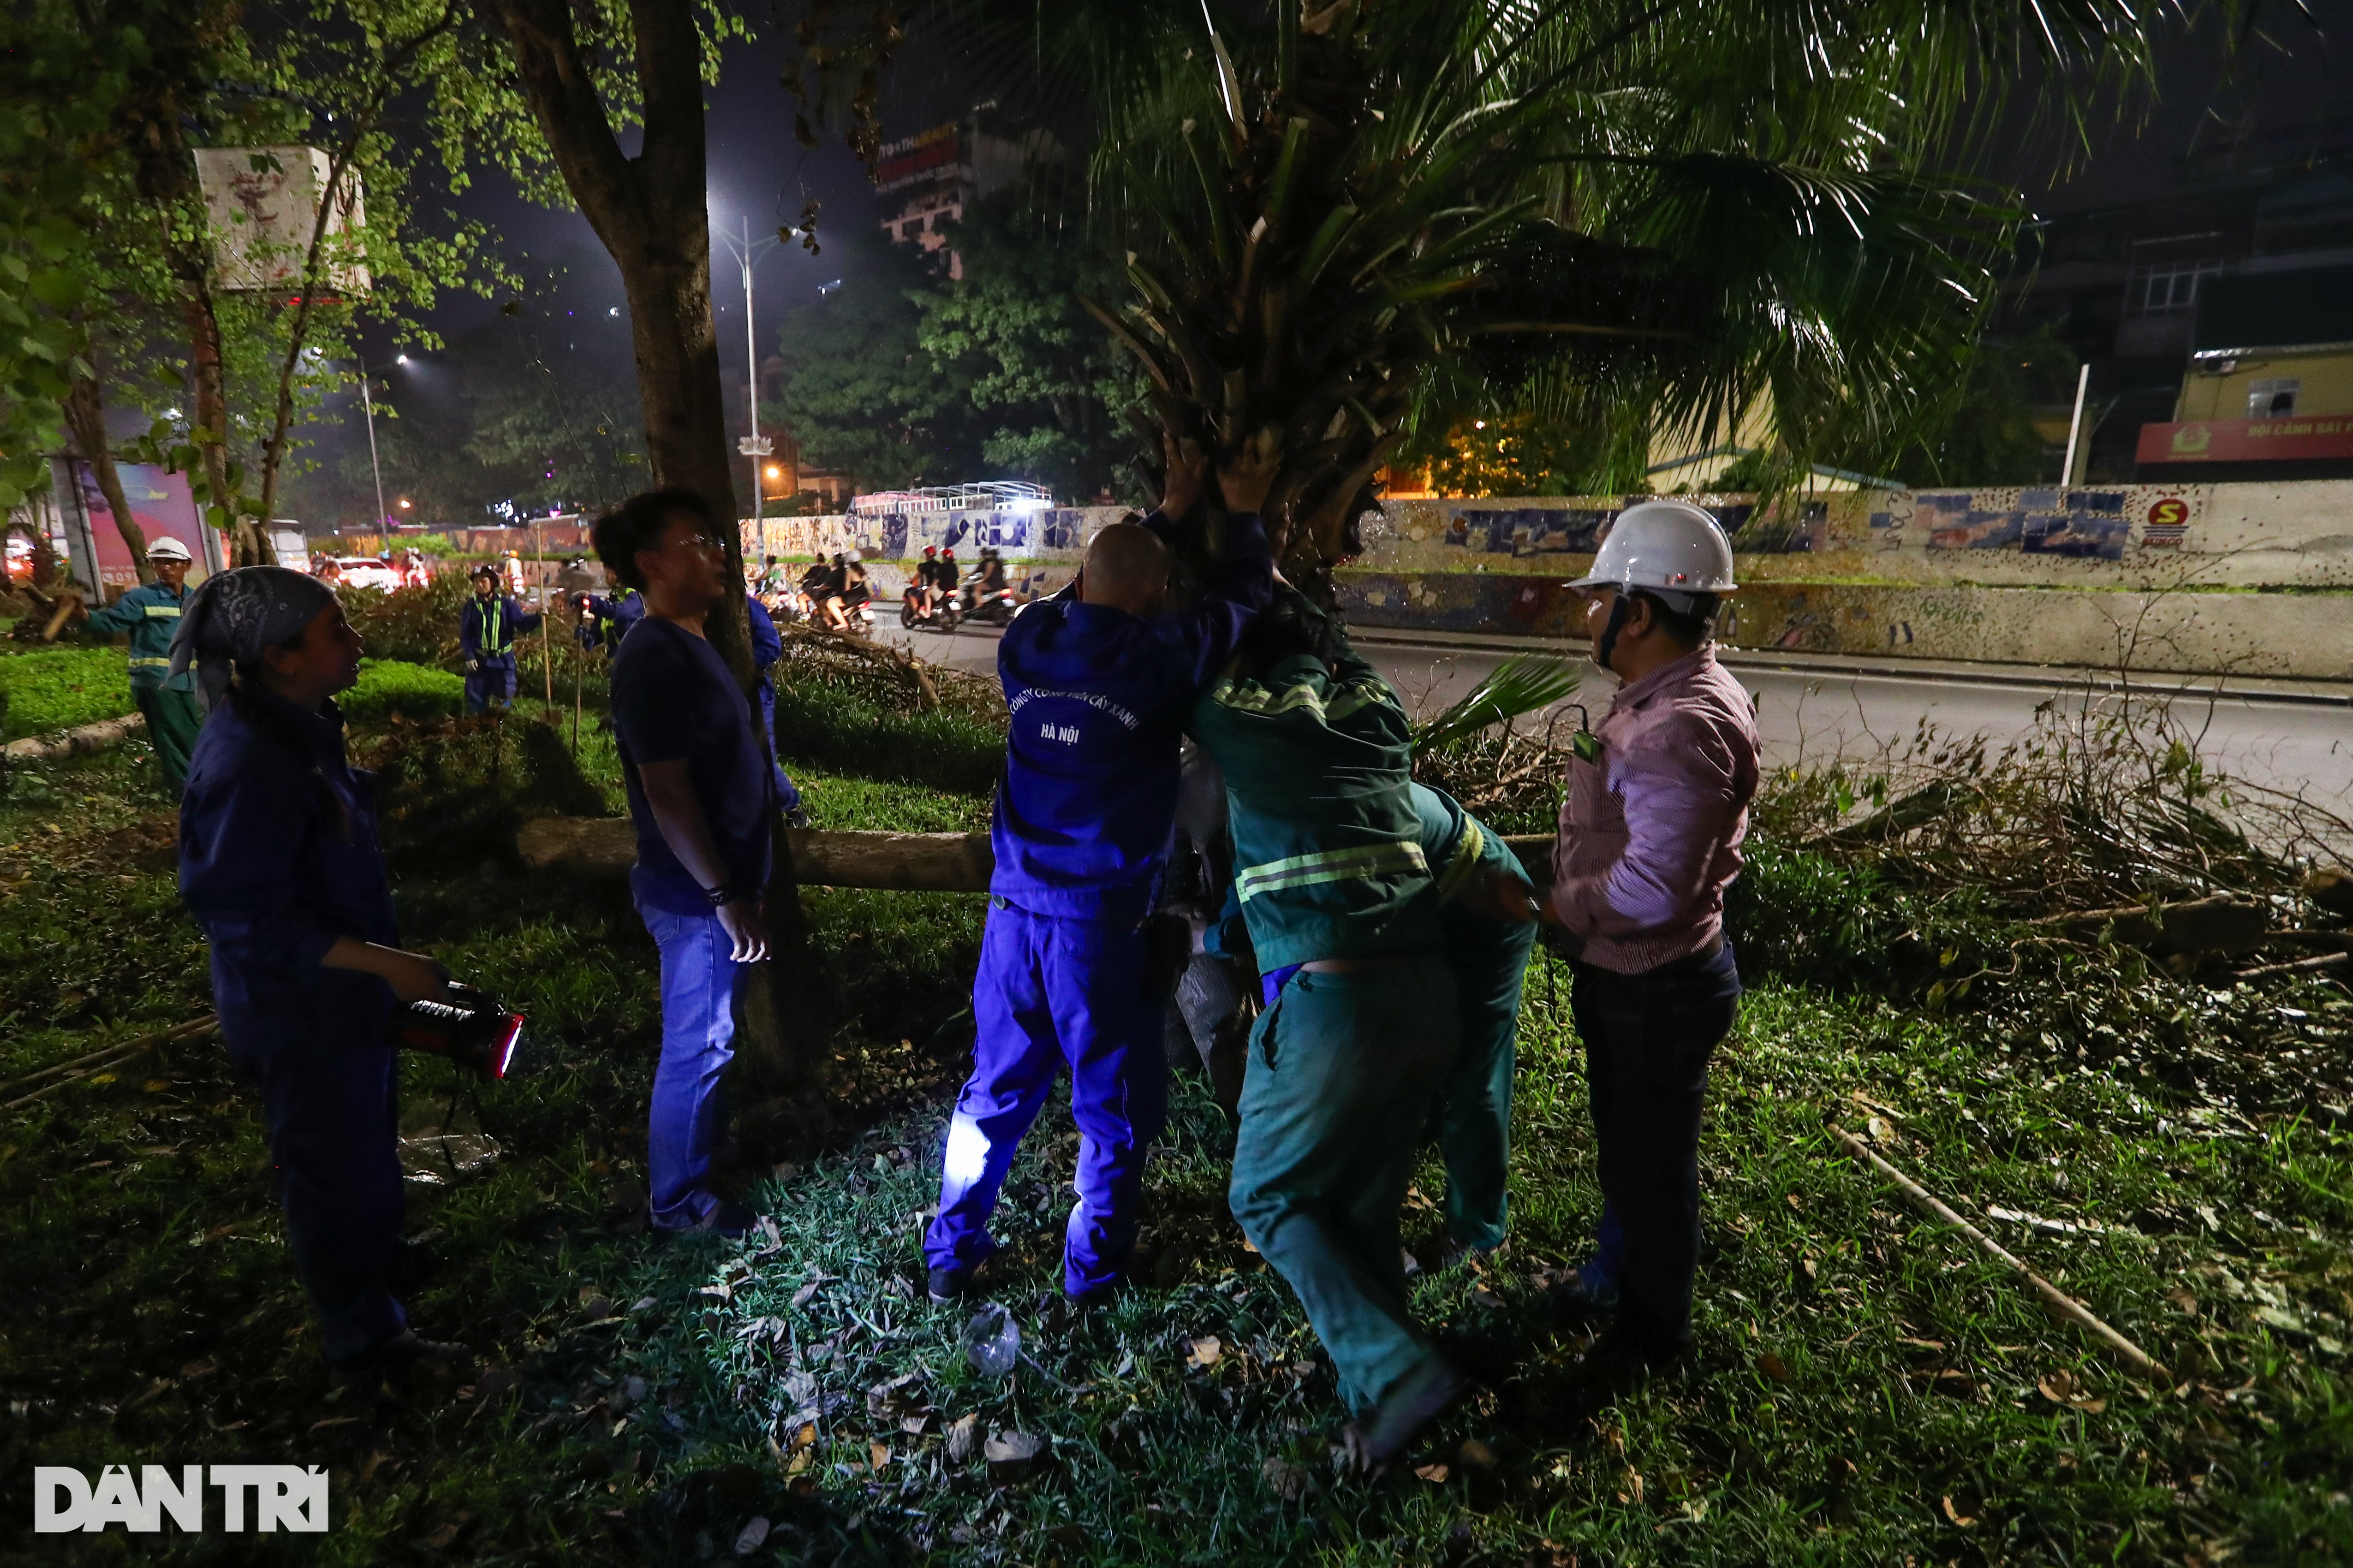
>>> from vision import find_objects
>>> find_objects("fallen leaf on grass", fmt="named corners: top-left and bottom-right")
top-left (789, 1279), bottom-right (824, 1310)
top-left (734, 1516), bottom-right (770, 1555)
top-left (1470, 1283), bottom-right (1506, 1312)
top-left (1262, 1455), bottom-right (1313, 1500)
top-left (870, 1443), bottom-right (891, 1471)
top-left (1456, 1439), bottom-right (1497, 1471)
top-left (2037, 1371), bottom-right (2107, 1413)
top-left (946, 1413), bottom-right (980, 1464)
top-left (984, 1429), bottom-right (1045, 1484)
top-left (1414, 1463), bottom-right (1450, 1483)
top-left (1942, 1495), bottom-right (1978, 1527)
top-left (1754, 1352), bottom-right (1792, 1384)
top-left (2167, 1286), bottom-right (2200, 1316)
top-left (1617, 1467), bottom-right (1643, 1504)
top-left (1184, 1335), bottom-right (1222, 1370)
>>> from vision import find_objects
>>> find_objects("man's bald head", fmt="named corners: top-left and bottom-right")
top-left (1080, 521), bottom-right (1172, 616)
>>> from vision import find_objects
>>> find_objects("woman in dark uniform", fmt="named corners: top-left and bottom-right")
top-left (171, 568), bottom-right (471, 1386)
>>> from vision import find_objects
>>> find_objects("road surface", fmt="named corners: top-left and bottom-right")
top-left (869, 618), bottom-right (2353, 821)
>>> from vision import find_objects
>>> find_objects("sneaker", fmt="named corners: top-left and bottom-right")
top-left (927, 1266), bottom-right (974, 1304)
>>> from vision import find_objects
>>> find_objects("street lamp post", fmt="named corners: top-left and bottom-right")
top-left (357, 354), bottom-right (388, 530)
top-left (716, 215), bottom-right (781, 525)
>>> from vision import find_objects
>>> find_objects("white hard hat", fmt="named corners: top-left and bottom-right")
top-left (145, 535), bottom-right (193, 562)
top-left (1568, 500), bottom-right (1737, 605)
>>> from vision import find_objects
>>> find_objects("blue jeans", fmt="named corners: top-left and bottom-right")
top-left (1570, 940), bottom-right (1741, 1350)
top-left (220, 996), bottom-right (407, 1362)
top-left (641, 906), bottom-right (748, 1229)
top-left (924, 901), bottom-right (1167, 1296)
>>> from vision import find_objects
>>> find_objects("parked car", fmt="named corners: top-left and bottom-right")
top-left (327, 556), bottom-right (404, 592)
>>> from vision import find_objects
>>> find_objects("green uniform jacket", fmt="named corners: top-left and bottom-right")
top-left (1190, 627), bottom-right (1443, 970)
top-left (84, 579), bottom-right (194, 692)
top-left (1410, 782), bottom-right (1533, 940)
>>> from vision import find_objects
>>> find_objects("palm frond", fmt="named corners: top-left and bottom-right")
top-left (1412, 653), bottom-right (1582, 754)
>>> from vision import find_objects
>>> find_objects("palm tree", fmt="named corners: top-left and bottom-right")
top-left (938, 0), bottom-right (2174, 579)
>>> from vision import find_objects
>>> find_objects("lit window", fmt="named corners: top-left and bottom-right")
top-left (2246, 378), bottom-right (2299, 420)
top-left (2125, 259), bottom-right (2222, 316)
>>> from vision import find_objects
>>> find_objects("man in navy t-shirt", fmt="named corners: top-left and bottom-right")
top-left (595, 487), bottom-right (773, 1237)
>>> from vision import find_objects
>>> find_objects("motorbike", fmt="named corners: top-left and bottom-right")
top-left (957, 577), bottom-right (1019, 627)
top-left (901, 586), bottom-right (961, 632)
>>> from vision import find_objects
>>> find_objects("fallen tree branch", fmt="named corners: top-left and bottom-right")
top-left (2023, 893), bottom-right (2270, 957)
top-left (1, 1016), bottom-right (220, 1111)
top-left (1805, 781), bottom-right (1962, 849)
top-left (1827, 1123), bottom-right (2168, 1384)
top-left (2233, 950), bottom-right (2351, 980)
top-left (3, 711), bottom-right (147, 765)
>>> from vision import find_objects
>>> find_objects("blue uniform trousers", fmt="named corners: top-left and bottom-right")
top-left (465, 654), bottom-right (518, 713)
top-left (641, 906), bottom-right (747, 1230)
top-left (1229, 961), bottom-right (1459, 1415)
top-left (924, 901), bottom-right (1167, 1297)
top-left (1570, 941), bottom-right (1741, 1352)
top-left (221, 997), bottom-right (408, 1362)
top-left (755, 682), bottom-right (803, 815)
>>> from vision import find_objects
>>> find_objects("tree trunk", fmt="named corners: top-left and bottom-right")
top-left (61, 376), bottom-right (151, 586)
top-left (484, 0), bottom-right (818, 1088)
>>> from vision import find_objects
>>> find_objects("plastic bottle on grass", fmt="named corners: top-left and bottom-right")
top-left (962, 1304), bottom-right (1019, 1378)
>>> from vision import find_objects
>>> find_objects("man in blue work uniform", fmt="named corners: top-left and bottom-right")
top-left (173, 567), bottom-right (473, 1385)
top-left (77, 534), bottom-right (202, 792)
top-left (923, 443), bottom-right (1275, 1305)
top-left (459, 564), bottom-right (542, 712)
top-left (575, 585), bottom-right (640, 656)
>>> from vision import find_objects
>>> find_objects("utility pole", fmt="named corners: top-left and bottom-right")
top-left (718, 216), bottom-right (781, 528)
top-left (358, 354), bottom-right (388, 529)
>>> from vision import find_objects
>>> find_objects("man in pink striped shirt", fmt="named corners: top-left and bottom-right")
top-left (1536, 501), bottom-right (1759, 1412)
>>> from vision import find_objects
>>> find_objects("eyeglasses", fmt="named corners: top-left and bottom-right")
top-left (667, 533), bottom-right (718, 552)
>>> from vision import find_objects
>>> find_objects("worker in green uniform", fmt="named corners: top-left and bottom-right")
top-left (79, 535), bottom-right (203, 793)
top-left (1409, 782), bottom-right (1539, 1259)
top-left (1191, 588), bottom-right (1491, 1470)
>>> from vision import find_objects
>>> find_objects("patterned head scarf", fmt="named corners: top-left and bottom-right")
top-left (167, 566), bottom-right (338, 710)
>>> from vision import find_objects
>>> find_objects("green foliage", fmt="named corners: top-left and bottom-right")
top-left (1410, 652), bottom-right (1580, 755)
top-left (345, 573), bottom-right (471, 665)
top-left (0, 647), bottom-right (132, 740)
top-left (342, 658), bottom-right (465, 722)
top-left (1862, 325), bottom-right (2082, 487)
top-left (772, 239), bottom-right (981, 490)
top-left (771, 198), bottom-right (1144, 499)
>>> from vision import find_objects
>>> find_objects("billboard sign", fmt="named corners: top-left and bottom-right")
top-left (192, 146), bottom-right (369, 294)
top-left (2136, 417), bottom-right (2353, 465)
top-left (57, 461), bottom-right (223, 591)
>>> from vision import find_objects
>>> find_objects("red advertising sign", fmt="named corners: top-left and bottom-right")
top-left (2137, 418), bottom-right (2353, 465)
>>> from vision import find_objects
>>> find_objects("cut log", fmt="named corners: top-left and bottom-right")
top-left (1502, 834), bottom-right (1554, 885)
top-left (517, 817), bottom-right (993, 892)
top-left (2, 711), bottom-right (147, 765)
top-left (2027, 893), bottom-right (2271, 956)
top-left (523, 816), bottom-right (1554, 896)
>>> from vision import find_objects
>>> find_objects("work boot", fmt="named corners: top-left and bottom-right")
top-left (1344, 1354), bottom-right (1466, 1473)
top-left (1554, 1317), bottom-right (1689, 1425)
top-left (1548, 1258), bottom-right (1621, 1324)
top-left (927, 1265), bottom-right (975, 1304)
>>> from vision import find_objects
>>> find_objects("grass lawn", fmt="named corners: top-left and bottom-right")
top-left (0, 671), bottom-right (2347, 1565)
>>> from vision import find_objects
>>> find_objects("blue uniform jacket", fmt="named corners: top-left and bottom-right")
top-left (179, 688), bottom-right (401, 1038)
top-left (990, 511), bottom-right (1273, 924)
top-left (460, 593), bottom-right (542, 666)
